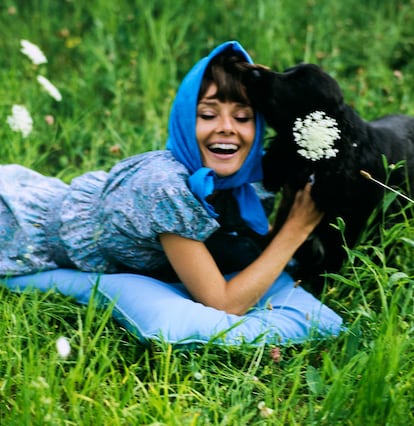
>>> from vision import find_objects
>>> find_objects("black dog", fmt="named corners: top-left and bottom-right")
top-left (239, 63), bottom-right (414, 291)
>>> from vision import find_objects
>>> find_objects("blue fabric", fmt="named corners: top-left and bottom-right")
top-left (2, 269), bottom-right (343, 346)
top-left (166, 41), bottom-right (268, 235)
top-left (0, 153), bottom-right (224, 276)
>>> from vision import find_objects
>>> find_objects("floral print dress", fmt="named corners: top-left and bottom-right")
top-left (0, 151), bottom-right (220, 276)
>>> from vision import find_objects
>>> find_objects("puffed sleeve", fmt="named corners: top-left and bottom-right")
top-left (101, 151), bottom-right (220, 244)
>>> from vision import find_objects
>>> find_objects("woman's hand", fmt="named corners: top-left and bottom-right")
top-left (282, 182), bottom-right (324, 237)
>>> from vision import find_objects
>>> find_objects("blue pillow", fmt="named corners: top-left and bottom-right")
top-left (2, 269), bottom-right (343, 346)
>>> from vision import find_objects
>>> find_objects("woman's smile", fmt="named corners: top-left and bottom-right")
top-left (208, 142), bottom-right (239, 155)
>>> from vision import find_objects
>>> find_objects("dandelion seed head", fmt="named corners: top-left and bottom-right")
top-left (6, 104), bottom-right (33, 138)
top-left (56, 336), bottom-right (71, 358)
top-left (293, 111), bottom-right (340, 161)
top-left (20, 39), bottom-right (47, 65)
top-left (37, 75), bottom-right (62, 102)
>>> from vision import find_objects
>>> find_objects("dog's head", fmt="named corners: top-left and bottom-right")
top-left (238, 63), bottom-right (345, 130)
top-left (236, 63), bottom-right (358, 207)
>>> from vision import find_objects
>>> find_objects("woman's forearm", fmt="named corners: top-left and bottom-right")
top-left (222, 219), bottom-right (314, 315)
top-left (161, 185), bottom-right (323, 315)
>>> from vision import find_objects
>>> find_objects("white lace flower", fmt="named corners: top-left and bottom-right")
top-left (56, 336), bottom-right (71, 358)
top-left (293, 111), bottom-right (340, 161)
top-left (6, 104), bottom-right (33, 138)
top-left (37, 75), bottom-right (62, 101)
top-left (20, 39), bottom-right (47, 65)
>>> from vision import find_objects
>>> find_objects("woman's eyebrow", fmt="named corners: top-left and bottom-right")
top-left (198, 97), bottom-right (218, 104)
top-left (198, 98), bottom-right (252, 109)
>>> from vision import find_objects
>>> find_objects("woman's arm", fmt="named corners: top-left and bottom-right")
top-left (160, 183), bottom-right (323, 315)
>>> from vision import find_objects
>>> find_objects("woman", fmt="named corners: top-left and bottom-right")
top-left (0, 41), bottom-right (323, 315)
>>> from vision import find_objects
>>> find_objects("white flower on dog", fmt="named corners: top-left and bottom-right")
top-left (20, 39), bottom-right (47, 65)
top-left (6, 104), bottom-right (33, 137)
top-left (293, 111), bottom-right (340, 161)
top-left (37, 75), bottom-right (62, 102)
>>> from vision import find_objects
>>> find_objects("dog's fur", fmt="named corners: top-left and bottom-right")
top-left (239, 63), bottom-right (414, 291)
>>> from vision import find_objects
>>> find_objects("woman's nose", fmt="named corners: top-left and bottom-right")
top-left (217, 114), bottom-right (234, 134)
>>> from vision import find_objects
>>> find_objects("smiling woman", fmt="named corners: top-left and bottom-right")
top-left (0, 41), bottom-right (326, 319)
top-left (195, 53), bottom-right (256, 177)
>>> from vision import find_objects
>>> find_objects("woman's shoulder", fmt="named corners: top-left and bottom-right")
top-left (114, 150), bottom-right (188, 176)
top-left (104, 150), bottom-right (190, 196)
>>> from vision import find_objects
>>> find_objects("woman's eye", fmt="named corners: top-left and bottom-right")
top-left (235, 116), bottom-right (252, 123)
top-left (199, 113), bottom-right (215, 120)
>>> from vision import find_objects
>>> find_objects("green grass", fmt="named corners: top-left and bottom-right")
top-left (1, 0), bottom-right (414, 424)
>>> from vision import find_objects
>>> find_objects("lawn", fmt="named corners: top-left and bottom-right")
top-left (1, 0), bottom-right (414, 424)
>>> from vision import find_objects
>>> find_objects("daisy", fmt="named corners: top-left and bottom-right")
top-left (37, 75), bottom-right (62, 102)
top-left (20, 39), bottom-right (47, 65)
top-left (293, 111), bottom-right (340, 161)
top-left (6, 104), bottom-right (33, 138)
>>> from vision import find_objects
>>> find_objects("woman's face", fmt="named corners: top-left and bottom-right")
top-left (196, 83), bottom-right (256, 177)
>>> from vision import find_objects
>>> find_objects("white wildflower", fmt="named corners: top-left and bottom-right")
top-left (6, 104), bottom-right (33, 138)
top-left (20, 39), bottom-right (47, 65)
top-left (37, 75), bottom-right (62, 102)
top-left (258, 401), bottom-right (274, 418)
top-left (293, 111), bottom-right (340, 161)
top-left (56, 336), bottom-right (71, 358)
top-left (193, 371), bottom-right (203, 380)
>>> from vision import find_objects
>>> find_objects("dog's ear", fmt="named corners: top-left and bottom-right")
top-left (237, 64), bottom-right (290, 125)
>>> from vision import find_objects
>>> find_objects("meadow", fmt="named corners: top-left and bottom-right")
top-left (1, 0), bottom-right (414, 424)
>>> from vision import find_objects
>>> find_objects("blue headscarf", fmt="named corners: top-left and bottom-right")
top-left (166, 41), bottom-right (268, 235)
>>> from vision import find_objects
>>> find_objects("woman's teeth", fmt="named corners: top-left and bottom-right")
top-left (208, 143), bottom-right (238, 154)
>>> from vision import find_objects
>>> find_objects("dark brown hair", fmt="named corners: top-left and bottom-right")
top-left (198, 53), bottom-right (251, 105)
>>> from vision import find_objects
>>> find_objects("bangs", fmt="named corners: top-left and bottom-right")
top-left (198, 54), bottom-right (251, 105)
